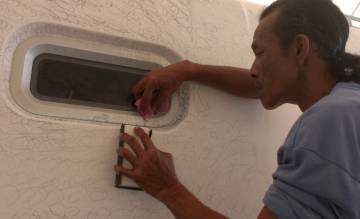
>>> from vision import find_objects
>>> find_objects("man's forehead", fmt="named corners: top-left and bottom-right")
top-left (252, 10), bottom-right (280, 46)
top-left (252, 25), bottom-right (272, 48)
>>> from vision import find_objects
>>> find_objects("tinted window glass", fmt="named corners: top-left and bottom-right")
top-left (30, 54), bottom-right (154, 111)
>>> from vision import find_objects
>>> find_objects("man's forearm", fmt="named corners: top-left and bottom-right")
top-left (182, 60), bottom-right (258, 99)
top-left (159, 184), bottom-right (229, 219)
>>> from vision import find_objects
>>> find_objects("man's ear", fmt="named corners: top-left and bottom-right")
top-left (293, 34), bottom-right (310, 66)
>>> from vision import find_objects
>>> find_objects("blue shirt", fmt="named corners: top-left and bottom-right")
top-left (263, 82), bottom-right (360, 219)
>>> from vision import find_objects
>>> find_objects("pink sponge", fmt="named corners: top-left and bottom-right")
top-left (135, 98), bottom-right (170, 120)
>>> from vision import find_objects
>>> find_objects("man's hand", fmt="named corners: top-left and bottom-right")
top-left (114, 127), bottom-right (229, 219)
top-left (114, 127), bottom-right (181, 201)
top-left (132, 60), bottom-right (194, 119)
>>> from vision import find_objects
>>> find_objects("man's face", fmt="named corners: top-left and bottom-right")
top-left (251, 11), bottom-right (300, 109)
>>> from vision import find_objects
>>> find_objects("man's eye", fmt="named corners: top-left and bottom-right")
top-left (255, 52), bottom-right (264, 57)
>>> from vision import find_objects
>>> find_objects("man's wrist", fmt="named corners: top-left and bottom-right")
top-left (157, 183), bottom-right (229, 219)
top-left (157, 183), bottom-right (188, 204)
top-left (180, 60), bottom-right (202, 82)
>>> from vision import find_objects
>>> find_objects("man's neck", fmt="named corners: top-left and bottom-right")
top-left (297, 70), bottom-right (337, 112)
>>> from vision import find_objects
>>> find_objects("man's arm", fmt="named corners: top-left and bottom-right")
top-left (159, 184), bottom-right (228, 219)
top-left (257, 206), bottom-right (278, 219)
top-left (187, 61), bottom-right (258, 98)
top-left (115, 128), bottom-right (278, 219)
top-left (132, 60), bottom-right (258, 117)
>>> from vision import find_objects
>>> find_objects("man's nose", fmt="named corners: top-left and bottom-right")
top-left (251, 71), bottom-right (258, 79)
top-left (250, 64), bottom-right (258, 79)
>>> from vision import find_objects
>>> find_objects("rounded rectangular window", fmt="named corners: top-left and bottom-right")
top-left (7, 22), bottom-right (189, 127)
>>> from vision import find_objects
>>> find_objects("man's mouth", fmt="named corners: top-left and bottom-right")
top-left (254, 81), bottom-right (263, 91)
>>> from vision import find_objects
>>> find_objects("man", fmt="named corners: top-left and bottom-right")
top-left (114, 0), bottom-right (360, 218)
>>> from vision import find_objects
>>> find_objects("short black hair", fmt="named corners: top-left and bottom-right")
top-left (261, 0), bottom-right (360, 83)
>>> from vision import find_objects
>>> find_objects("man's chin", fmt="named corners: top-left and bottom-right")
top-left (260, 98), bottom-right (282, 110)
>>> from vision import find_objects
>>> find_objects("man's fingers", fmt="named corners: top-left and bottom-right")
top-left (120, 133), bottom-right (144, 157)
top-left (134, 127), bottom-right (154, 150)
top-left (114, 165), bottom-right (134, 178)
top-left (118, 148), bottom-right (137, 166)
top-left (140, 82), bottom-right (156, 114)
top-left (152, 91), bottom-right (170, 113)
top-left (133, 79), bottom-right (146, 99)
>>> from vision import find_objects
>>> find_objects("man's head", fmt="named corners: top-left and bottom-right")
top-left (250, 0), bottom-right (349, 110)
